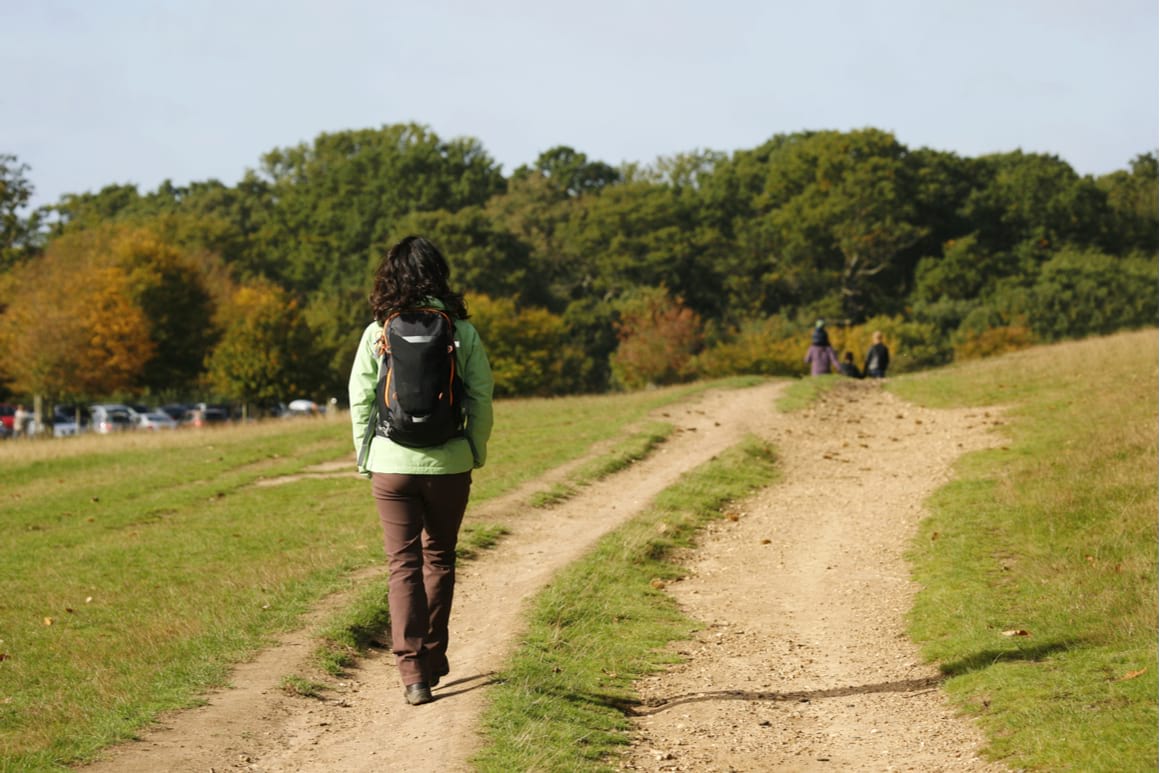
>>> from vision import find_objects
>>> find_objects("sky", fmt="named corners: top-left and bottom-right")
top-left (3, 0), bottom-right (1157, 210)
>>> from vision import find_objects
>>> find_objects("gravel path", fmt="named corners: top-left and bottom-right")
top-left (620, 380), bottom-right (1008, 772)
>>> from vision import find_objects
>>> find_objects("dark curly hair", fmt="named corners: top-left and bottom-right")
top-left (369, 236), bottom-right (468, 323)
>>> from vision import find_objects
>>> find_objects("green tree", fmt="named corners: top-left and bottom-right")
top-left (712, 130), bottom-right (926, 320)
top-left (912, 234), bottom-right (1019, 304)
top-left (485, 172), bottom-right (580, 310)
top-left (1097, 152), bottom-right (1159, 254)
top-left (0, 154), bottom-right (43, 269)
top-left (386, 207), bottom-right (546, 305)
top-left (561, 178), bottom-right (725, 317)
top-left (962, 150), bottom-right (1113, 256)
top-left (254, 123), bottom-right (506, 293)
top-left (50, 183), bottom-right (147, 233)
top-left (511, 146), bottom-right (620, 197)
top-left (302, 283), bottom-right (371, 400)
top-left (1025, 248), bottom-right (1158, 341)
top-left (206, 281), bottom-right (318, 413)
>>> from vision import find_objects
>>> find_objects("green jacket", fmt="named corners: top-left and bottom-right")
top-left (348, 306), bottom-right (494, 476)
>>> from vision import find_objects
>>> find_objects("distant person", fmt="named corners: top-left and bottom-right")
top-left (348, 236), bottom-right (494, 707)
top-left (13, 404), bottom-right (33, 437)
top-left (864, 331), bottom-right (890, 379)
top-left (804, 319), bottom-right (840, 376)
top-left (839, 351), bottom-right (863, 379)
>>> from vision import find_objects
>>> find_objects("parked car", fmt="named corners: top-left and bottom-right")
top-left (287, 399), bottom-right (321, 416)
top-left (135, 411), bottom-right (179, 431)
top-left (90, 404), bottom-right (136, 434)
top-left (47, 413), bottom-right (81, 437)
top-left (181, 406), bottom-right (231, 428)
top-left (54, 404), bottom-right (91, 427)
top-left (0, 404), bottom-right (14, 434)
top-left (158, 404), bottom-right (189, 422)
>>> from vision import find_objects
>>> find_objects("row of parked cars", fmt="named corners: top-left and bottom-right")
top-left (0, 403), bottom-right (235, 438)
top-left (0, 399), bottom-right (327, 438)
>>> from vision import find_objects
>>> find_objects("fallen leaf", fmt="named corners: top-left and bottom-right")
top-left (1116, 668), bottom-right (1146, 682)
top-left (760, 538), bottom-right (771, 545)
top-left (85, 597), bottom-right (93, 604)
top-left (43, 617), bottom-right (53, 626)
top-left (1001, 629), bottom-right (1031, 637)
top-left (930, 532), bottom-right (940, 541)
top-left (649, 579), bottom-right (666, 589)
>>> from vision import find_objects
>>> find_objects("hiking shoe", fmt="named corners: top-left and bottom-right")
top-left (404, 683), bottom-right (433, 706)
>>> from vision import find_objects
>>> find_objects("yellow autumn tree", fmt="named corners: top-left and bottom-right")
top-left (466, 292), bottom-right (590, 396)
top-left (0, 252), bottom-right (155, 408)
top-left (204, 280), bottom-right (316, 414)
top-left (42, 222), bottom-right (224, 393)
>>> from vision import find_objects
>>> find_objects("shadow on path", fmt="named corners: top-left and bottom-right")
top-left (629, 676), bottom-right (945, 716)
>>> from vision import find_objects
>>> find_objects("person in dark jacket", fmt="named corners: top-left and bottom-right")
top-left (839, 351), bottom-right (863, 378)
top-left (864, 331), bottom-right (890, 378)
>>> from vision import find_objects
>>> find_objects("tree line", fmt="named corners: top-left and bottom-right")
top-left (0, 124), bottom-right (1156, 416)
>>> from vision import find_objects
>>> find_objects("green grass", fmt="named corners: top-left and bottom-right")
top-left (530, 421), bottom-right (674, 508)
top-left (775, 373), bottom-right (845, 412)
top-left (472, 437), bottom-right (778, 771)
top-left (0, 381), bottom-right (737, 771)
top-left (279, 675), bottom-right (327, 699)
top-left (893, 328), bottom-right (1158, 772)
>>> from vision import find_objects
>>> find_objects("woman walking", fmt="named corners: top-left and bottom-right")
top-left (349, 236), bottom-right (494, 705)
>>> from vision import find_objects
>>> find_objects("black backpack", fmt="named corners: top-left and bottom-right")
top-left (372, 308), bottom-right (464, 449)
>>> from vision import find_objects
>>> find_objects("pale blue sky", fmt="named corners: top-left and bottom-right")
top-left (3, 0), bottom-right (1157, 209)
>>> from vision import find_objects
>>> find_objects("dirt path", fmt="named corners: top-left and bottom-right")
top-left (620, 380), bottom-right (1007, 772)
top-left (82, 380), bottom-right (1006, 772)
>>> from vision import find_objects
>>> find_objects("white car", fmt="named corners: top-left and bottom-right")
top-left (135, 411), bottom-right (179, 431)
top-left (90, 404), bottom-right (136, 434)
top-left (287, 399), bottom-right (321, 416)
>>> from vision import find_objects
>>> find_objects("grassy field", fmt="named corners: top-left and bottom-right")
top-left (0, 379), bottom-right (746, 771)
top-left (2, 329), bottom-right (1155, 772)
top-left (895, 328), bottom-right (1158, 772)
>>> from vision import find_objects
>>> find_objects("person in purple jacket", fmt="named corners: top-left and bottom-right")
top-left (804, 319), bottom-right (841, 376)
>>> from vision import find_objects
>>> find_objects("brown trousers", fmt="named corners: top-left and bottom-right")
top-left (371, 471), bottom-right (471, 686)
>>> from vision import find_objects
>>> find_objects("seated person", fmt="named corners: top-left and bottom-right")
top-left (839, 351), bottom-right (862, 379)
